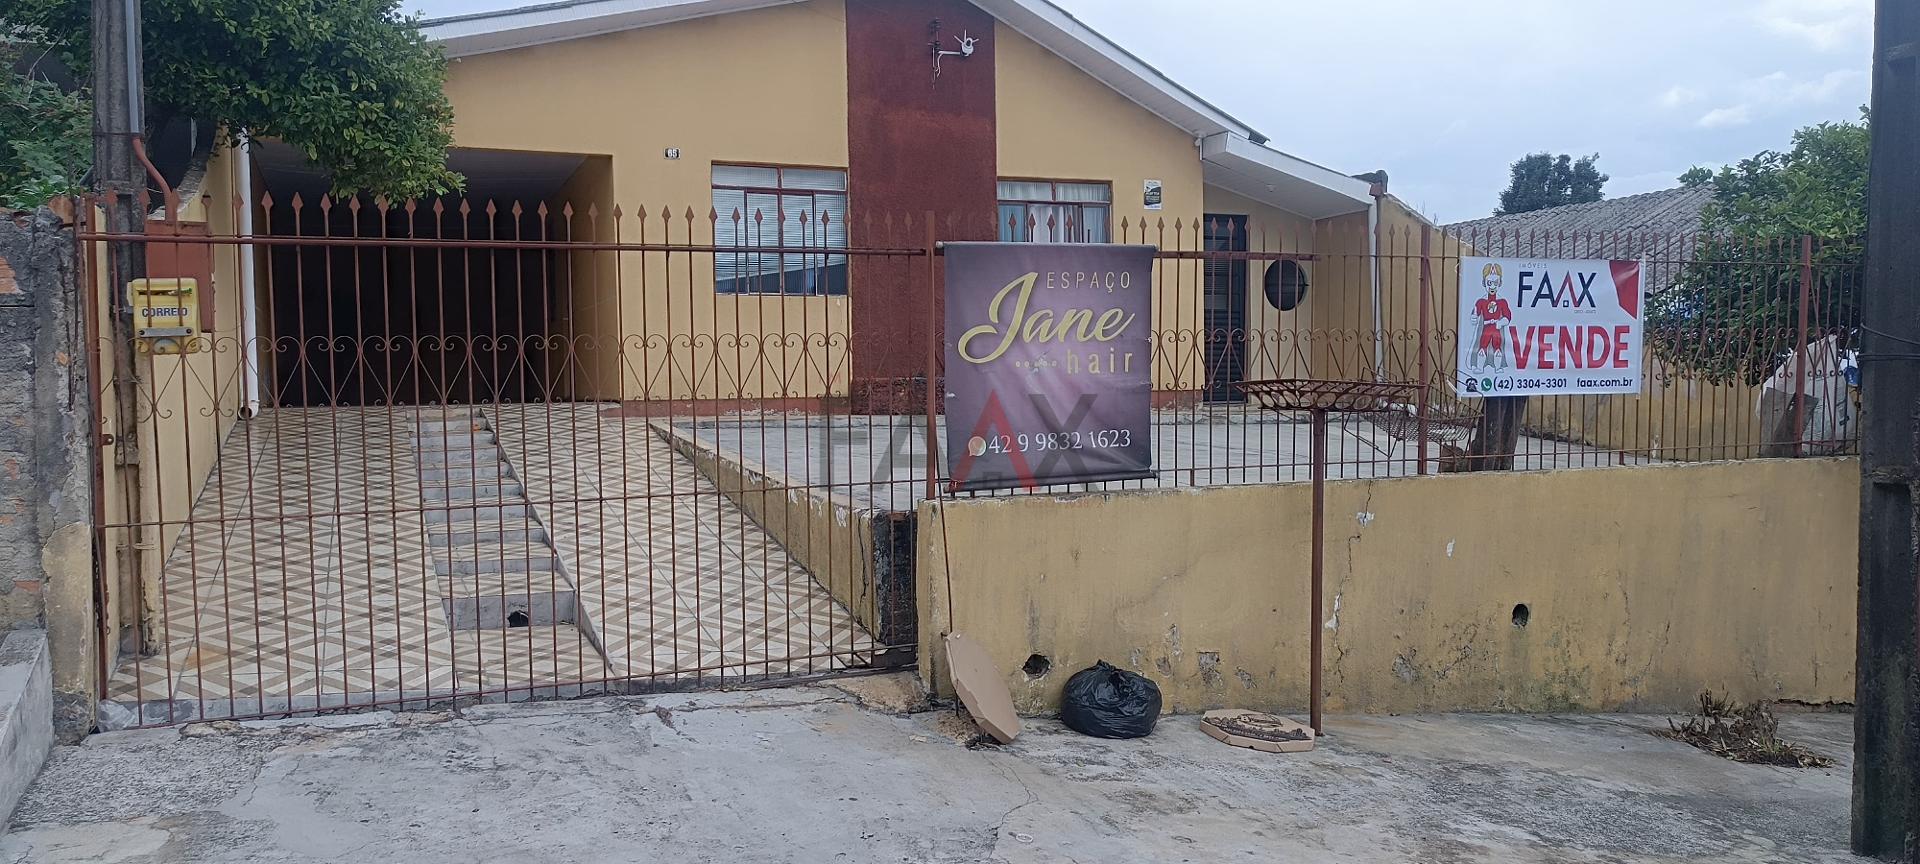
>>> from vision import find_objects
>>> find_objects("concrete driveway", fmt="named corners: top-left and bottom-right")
top-left (0, 675), bottom-right (1856, 863)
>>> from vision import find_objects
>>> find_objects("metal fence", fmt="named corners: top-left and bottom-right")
top-left (77, 191), bottom-right (1859, 725)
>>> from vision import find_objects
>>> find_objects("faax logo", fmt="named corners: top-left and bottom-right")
top-left (1517, 269), bottom-right (1599, 309)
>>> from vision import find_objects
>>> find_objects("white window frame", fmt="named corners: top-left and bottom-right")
top-left (997, 179), bottom-right (1112, 243)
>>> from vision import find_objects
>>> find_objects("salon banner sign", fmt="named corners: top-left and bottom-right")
top-left (944, 242), bottom-right (1156, 491)
top-left (1455, 256), bottom-right (1646, 398)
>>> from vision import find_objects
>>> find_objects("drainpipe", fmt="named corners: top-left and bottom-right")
top-left (1368, 179), bottom-right (1387, 382)
top-left (236, 132), bottom-right (261, 417)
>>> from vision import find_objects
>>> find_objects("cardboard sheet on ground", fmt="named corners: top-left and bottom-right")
top-left (944, 633), bottom-right (1020, 743)
top-left (1200, 709), bottom-right (1315, 753)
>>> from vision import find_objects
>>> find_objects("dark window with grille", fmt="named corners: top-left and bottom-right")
top-left (712, 165), bottom-right (848, 295)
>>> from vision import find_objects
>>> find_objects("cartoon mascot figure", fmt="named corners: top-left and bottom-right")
top-left (1470, 263), bottom-right (1514, 371)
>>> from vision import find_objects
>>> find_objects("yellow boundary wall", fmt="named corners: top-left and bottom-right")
top-left (918, 458), bottom-right (1857, 715)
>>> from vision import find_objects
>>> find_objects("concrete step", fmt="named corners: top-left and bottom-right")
top-left (421, 481), bottom-right (526, 503)
top-left (427, 502), bottom-right (532, 525)
top-left (419, 463), bottom-right (510, 483)
top-left (433, 539), bottom-right (562, 576)
top-left (439, 567), bottom-right (574, 598)
top-left (412, 432), bottom-right (498, 451)
top-left (431, 517), bottom-right (548, 546)
top-left (440, 593), bottom-right (580, 631)
top-left (415, 447), bottom-right (506, 467)
top-left (416, 415), bottom-right (487, 433)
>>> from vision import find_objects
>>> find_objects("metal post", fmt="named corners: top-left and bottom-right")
top-left (922, 213), bottom-right (940, 501)
top-left (1794, 234), bottom-right (1813, 458)
top-left (1854, 0), bottom-right (1920, 855)
top-left (1309, 407), bottom-right (1327, 735)
top-left (1417, 226), bottom-right (1433, 475)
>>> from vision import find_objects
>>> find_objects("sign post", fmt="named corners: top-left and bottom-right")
top-left (943, 243), bottom-right (1156, 491)
top-left (1455, 257), bottom-right (1645, 398)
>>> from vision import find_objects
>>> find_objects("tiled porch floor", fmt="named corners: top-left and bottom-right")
top-left (105, 405), bottom-right (875, 721)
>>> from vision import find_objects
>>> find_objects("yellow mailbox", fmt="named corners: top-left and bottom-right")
top-left (128, 277), bottom-right (202, 355)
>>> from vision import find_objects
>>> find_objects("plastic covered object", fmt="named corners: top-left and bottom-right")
top-left (1060, 661), bottom-right (1163, 739)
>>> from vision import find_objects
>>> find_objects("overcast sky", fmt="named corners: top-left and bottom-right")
top-left (411, 0), bottom-right (1873, 224)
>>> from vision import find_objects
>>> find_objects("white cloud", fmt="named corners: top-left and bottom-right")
top-left (1697, 105), bottom-right (1754, 129)
top-left (1693, 68), bottom-right (1862, 129)
top-left (1658, 85), bottom-right (1703, 109)
top-left (1753, 0), bottom-right (1872, 52)
top-left (1783, 68), bottom-right (1865, 101)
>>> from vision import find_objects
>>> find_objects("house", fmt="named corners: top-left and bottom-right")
top-left (218, 0), bottom-right (1423, 410)
top-left (88, 0), bottom-right (1453, 724)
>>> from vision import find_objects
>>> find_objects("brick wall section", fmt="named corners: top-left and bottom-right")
top-left (844, 0), bottom-right (1000, 408)
top-left (0, 206), bottom-right (94, 736)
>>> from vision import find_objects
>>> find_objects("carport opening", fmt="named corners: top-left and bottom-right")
top-left (253, 145), bottom-right (611, 406)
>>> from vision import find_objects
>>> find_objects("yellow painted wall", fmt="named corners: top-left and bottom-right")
top-left (442, 0), bottom-right (852, 401)
top-left (546, 156), bottom-right (621, 400)
top-left (1200, 186), bottom-right (1315, 381)
top-left (996, 21), bottom-right (1209, 391)
top-left (1524, 363), bottom-right (1769, 460)
top-left (146, 157), bottom-right (248, 553)
top-left (95, 149), bottom-right (253, 652)
top-left (919, 457), bottom-right (1857, 715)
top-left (1308, 212), bottom-right (1364, 381)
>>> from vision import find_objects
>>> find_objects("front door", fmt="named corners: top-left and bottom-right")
top-left (1203, 215), bottom-right (1248, 401)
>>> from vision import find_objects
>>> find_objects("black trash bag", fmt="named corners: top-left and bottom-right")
top-left (1060, 661), bottom-right (1162, 739)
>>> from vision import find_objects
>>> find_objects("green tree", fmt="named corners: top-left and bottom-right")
top-left (1495, 153), bottom-right (1608, 215)
top-left (10, 0), bottom-right (460, 199)
top-left (1649, 115), bottom-right (1867, 385)
top-left (1678, 165), bottom-right (1714, 187)
top-left (0, 41), bottom-right (91, 210)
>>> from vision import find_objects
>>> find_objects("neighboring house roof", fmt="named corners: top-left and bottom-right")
top-left (1443, 185), bottom-right (1716, 297)
top-left (1443, 185), bottom-right (1714, 253)
top-left (420, 0), bottom-right (1374, 219)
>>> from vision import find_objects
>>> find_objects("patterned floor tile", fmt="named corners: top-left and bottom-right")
top-left (105, 402), bottom-right (878, 720)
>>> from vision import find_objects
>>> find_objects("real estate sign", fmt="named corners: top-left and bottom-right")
top-left (1455, 257), bottom-right (1645, 398)
top-left (944, 242), bottom-right (1155, 491)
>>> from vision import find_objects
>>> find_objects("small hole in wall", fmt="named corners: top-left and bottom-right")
top-left (1512, 604), bottom-right (1531, 629)
top-left (507, 610), bottom-right (531, 628)
top-left (1022, 654), bottom-right (1052, 677)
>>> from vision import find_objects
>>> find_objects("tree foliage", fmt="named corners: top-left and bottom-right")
top-left (1495, 153), bottom-right (1607, 215)
top-left (0, 42), bottom-right (91, 210)
top-left (1649, 116), bottom-right (1866, 385)
top-left (1677, 165), bottom-right (1714, 187)
top-left (11, 0), bottom-right (461, 199)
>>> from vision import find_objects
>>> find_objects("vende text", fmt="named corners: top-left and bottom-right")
top-left (1505, 325), bottom-right (1632, 370)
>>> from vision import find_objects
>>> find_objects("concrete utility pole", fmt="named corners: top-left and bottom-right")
top-left (1854, 1), bottom-right (1920, 858)
top-left (92, 0), bottom-right (149, 656)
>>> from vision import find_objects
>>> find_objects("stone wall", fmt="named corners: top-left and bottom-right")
top-left (0, 206), bottom-right (95, 738)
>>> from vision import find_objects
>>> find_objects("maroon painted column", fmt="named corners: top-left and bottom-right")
top-left (844, 0), bottom-right (999, 412)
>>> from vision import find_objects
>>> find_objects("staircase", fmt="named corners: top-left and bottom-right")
top-left (412, 408), bottom-right (596, 643)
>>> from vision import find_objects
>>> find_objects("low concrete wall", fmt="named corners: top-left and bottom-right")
top-left (918, 458), bottom-right (1857, 715)
top-left (658, 423), bottom-right (915, 651)
top-left (0, 631), bottom-right (51, 826)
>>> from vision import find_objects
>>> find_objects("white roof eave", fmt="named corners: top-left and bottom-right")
top-left (424, 0), bottom-right (805, 58)
top-left (1201, 133), bottom-right (1372, 221)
